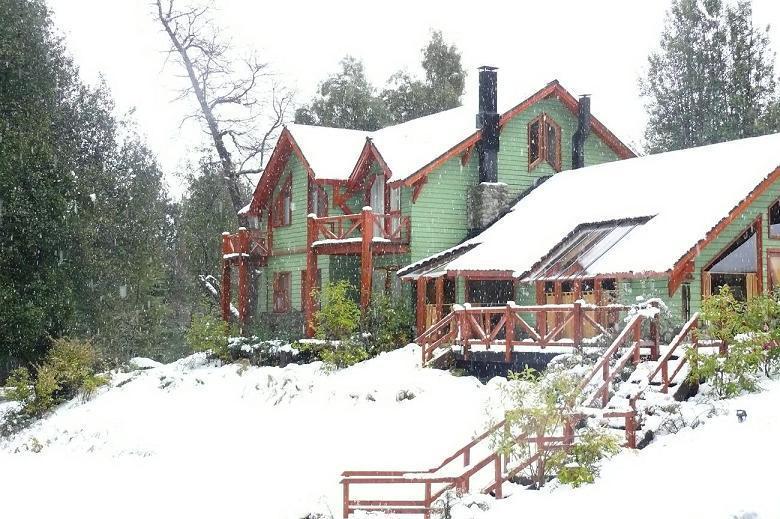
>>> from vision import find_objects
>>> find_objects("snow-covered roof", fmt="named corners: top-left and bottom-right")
top-left (286, 124), bottom-right (371, 180)
top-left (283, 81), bottom-right (570, 183)
top-left (402, 133), bottom-right (780, 279)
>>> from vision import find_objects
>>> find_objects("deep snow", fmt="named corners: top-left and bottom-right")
top-left (0, 345), bottom-right (777, 519)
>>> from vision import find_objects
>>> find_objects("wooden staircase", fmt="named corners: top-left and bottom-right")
top-left (341, 307), bottom-right (720, 518)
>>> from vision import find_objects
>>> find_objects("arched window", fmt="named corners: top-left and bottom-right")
top-left (528, 113), bottom-right (561, 172)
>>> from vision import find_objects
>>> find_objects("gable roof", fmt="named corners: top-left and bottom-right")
top-left (245, 79), bottom-right (635, 214)
top-left (399, 132), bottom-right (780, 282)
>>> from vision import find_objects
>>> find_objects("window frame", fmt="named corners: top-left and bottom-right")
top-left (308, 181), bottom-right (328, 218)
top-left (769, 197), bottom-right (780, 240)
top-left (766, 248), bottom-right (780, 293)
top-left (272, 271), bottom-right (292, 313)
top-left (527, 113), bottom-right (562, 173)
top-left (272, 176), bottom-right (292, 228)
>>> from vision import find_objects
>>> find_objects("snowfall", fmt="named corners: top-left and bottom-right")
top-left (0, 345), bottom-right (777, 519)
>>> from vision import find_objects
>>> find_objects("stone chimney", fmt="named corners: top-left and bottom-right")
top-left (468, 66), bottom-right (510, 233)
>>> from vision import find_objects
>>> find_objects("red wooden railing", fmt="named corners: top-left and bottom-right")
top-left (312, 210), bottom-right (411, 244)
top-left (341, 418), bottom-right (572, 518)
top-left (647, 312), bottom-right (700, 393)
top-left (416, 302), bottom-right (636, 366)
top-left (221, 227), bottom-right (270, 258)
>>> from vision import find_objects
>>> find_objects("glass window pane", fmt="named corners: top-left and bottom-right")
top-left (529, 120), bottom-right (540, 164)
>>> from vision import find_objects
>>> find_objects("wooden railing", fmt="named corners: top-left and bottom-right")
top-left (312, 208), bottom-right (411, 244)
top-left (416, 302), bottom-right (637, 366)
top-left (341, 417), bottom-right (571, 518)
top-left (647, 312), bottom-right (699, 394)
top-left (578, 313), bottom-right (648, 408)
top-left (221, 227), bottom-right (270, 259)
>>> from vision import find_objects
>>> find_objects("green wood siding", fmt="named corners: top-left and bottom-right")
top-left (497, 99), bottom-right (619, 194)
top-left (689, 177), bottom-right (780, 313)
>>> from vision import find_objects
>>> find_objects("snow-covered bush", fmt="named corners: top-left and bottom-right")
top-left (314, 281), bottom-right (360, 340)
top-left (296, 338), bottom-right (369, 370)
top-left (186, 314), bottom-right (232, 361)
top-left (555, 428), bottom-right (620, 488)
top-left (687, 342), bottom-right (763, 398)
top-left (360, 294), bottom-right (414, 354)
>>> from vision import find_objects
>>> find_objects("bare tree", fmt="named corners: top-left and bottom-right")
top-left (154, 0), bottom-right (291, 220)
top-left (154, 0), bottom-right (291, 323)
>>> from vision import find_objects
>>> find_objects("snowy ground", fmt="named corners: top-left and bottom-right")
top-left (0, 346), bottom-right (778, 518)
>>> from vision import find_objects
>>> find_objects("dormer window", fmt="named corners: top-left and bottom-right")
top-left (273, 176), bottom-right (292, 227)
top-left (528, 113), bottom-right (561, 172)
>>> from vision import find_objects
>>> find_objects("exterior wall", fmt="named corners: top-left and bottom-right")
top-left (688, 177), bottom-right (780, 313)
top-left (497, 99), bottom-right (619, 195)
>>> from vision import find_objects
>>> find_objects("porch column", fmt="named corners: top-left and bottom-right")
top-left (416, 276), bottom-right (428, 335)
top-left (237, 227), bottom-right (250, 333)
top-left (304, 214), bottom-right (318, 338)
top-left (220, 232), bottom-right (232, 322)
top-left (360, 206), bottom-right (374, 310)
top-left (434, 276), bottom-right (444, 322)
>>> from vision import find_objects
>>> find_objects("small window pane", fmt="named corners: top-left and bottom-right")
top-left (529, 120), bottom-right (541, 164)
top-left (546, 122), bottom-right (559, 169)
top-left (770, 200), bottom-right (780, 238)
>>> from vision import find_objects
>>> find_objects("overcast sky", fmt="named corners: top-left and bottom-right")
top-left (48, 0), bottom-right (780, 196)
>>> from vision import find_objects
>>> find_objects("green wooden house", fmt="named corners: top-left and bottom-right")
top-left (219, 67), bottom-right (634, 335)
top-left (399, 130), bottom-right (780, 339)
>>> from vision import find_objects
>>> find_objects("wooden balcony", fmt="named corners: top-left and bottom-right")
top-left (221, 227), bottom-right (270, 263)
top-left (309, 208), bottom-right (410, 256)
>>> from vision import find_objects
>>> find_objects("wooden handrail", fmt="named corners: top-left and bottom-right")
top-left (577, 313), bottom-right (643, 396)
top-left (648, 312), bottom-right (699, 393)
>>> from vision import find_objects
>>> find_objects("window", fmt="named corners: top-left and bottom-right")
top-left (273, 177), bottom-right (292, 227)
top-left (309, 183), bottom-right (328, 217)
top-left (770, 199), bottom-right (780, 239)
top-left (272, 272), bottom-right (291, 313)
top-left (528, 113), bottom-right (562, 172)
top-left (767, 251), bottom-right (780, 294)
top-left (703, 223), bottom-right (759, 302)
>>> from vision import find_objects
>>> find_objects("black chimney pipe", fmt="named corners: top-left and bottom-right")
top-left (572, 94), bottom-right (591, 169)
top-left (476, 66), bottom-right (499, 183)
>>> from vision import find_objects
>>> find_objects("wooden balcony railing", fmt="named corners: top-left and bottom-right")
top-left (221, 227), bottom-right (270, 259)
top-left (311, 208), bottom-right (410, 245)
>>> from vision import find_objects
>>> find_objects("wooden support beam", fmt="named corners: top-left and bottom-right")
top-left (360, 207), bottom-right (374, 310)
top-left (435, 276), bottom-right (444, 322)
top-left (416, 277), bottom-right (427, 336)
top-left (304, 214), bottom-right (318, 338)
top-left (236, 227), bottom-right (250, 334)
top-left (220, 257), bottom-right (231, 322)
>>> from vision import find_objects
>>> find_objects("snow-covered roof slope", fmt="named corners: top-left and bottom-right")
top-left (286, 124), bottom-right (370, 180)
top-left (285, 82), bottom-right (543, 182)
top-left (438, 133), bottom-right (780, 277)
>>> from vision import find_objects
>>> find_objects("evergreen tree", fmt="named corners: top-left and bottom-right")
top-left (382, 31), bottom-right (466, 123)
top-left (642, 0), bottom-right (778, 152)
top-left (294, 56), bottom-right (389, 131)
top-left (0, 0), bottom-right (78, 374)
top-left (295, 31), bottom-right (466, 129)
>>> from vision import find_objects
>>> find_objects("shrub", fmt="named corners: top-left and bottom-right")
top-left (4, 338), bottom-right (107, 420)
top-left (687, 341), bottom-right (763, 397)
top-left (361, 294), bottom-right (414, 354)
top-left (186, 314), bottom-right (231, 361)
top-left (555, 429), bottom-right (620, 487)
top-left (5, 368), bottom-right (33, 403)
top-left (314, 281), bottom-right (360, 340)
top-left (318, 339), bottom-right (370, 369)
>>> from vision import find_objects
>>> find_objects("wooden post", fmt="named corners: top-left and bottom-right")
top-left (304, 215), bottom-right (318, 338)
top-left (626, 413), bottom-right (637, 449)
top-left (650, 301), bottom-right (660, 360)
top-left (424, 482), bottom-right (431, 519)
top-left (563, 420), bottom-right (574, 446)
top-left (505, 303), bottom-right (515, 363)
top-left (494, 454), bottom-right (503, 499)
top-left (416, 277), bottom-right (427, 337)
top-left (602, 360), bottom-right (610, 407)
top-left (360, 207), bottom-right (373, 311)
top-left (633, 318), bottom-right (642, 363)
top-left (435, 276), bottom-right (444, 322)
top-left (342, 480), bottom-right (349, 519)
top-left (220, 232), bottom-right (232, 322)
top-left (535, 281), bottom-right (547, 340)
top-left (573, 301), bottom-right (583, 351)
top-left (220, 259), bottom-right (231, 322)
top-left (237, 227), bottom-right (250, 333)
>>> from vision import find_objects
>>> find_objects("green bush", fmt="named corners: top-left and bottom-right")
top-left (361, 294), bottom-right (413, 354)
top-left (315, 282), bottom-right (360, 340)
top-left (687, 341), bottom-right (764, 398)
top-left (5, 368), bottom-right (33, 403)
top-left (555, 429), bottom-right (620, 487)
top-left (186, 314), bottom-right (231, 361)
top-left (4, 338), bottom-right (108, 419)
top-left (319, 339), bottom-right (370, 369)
